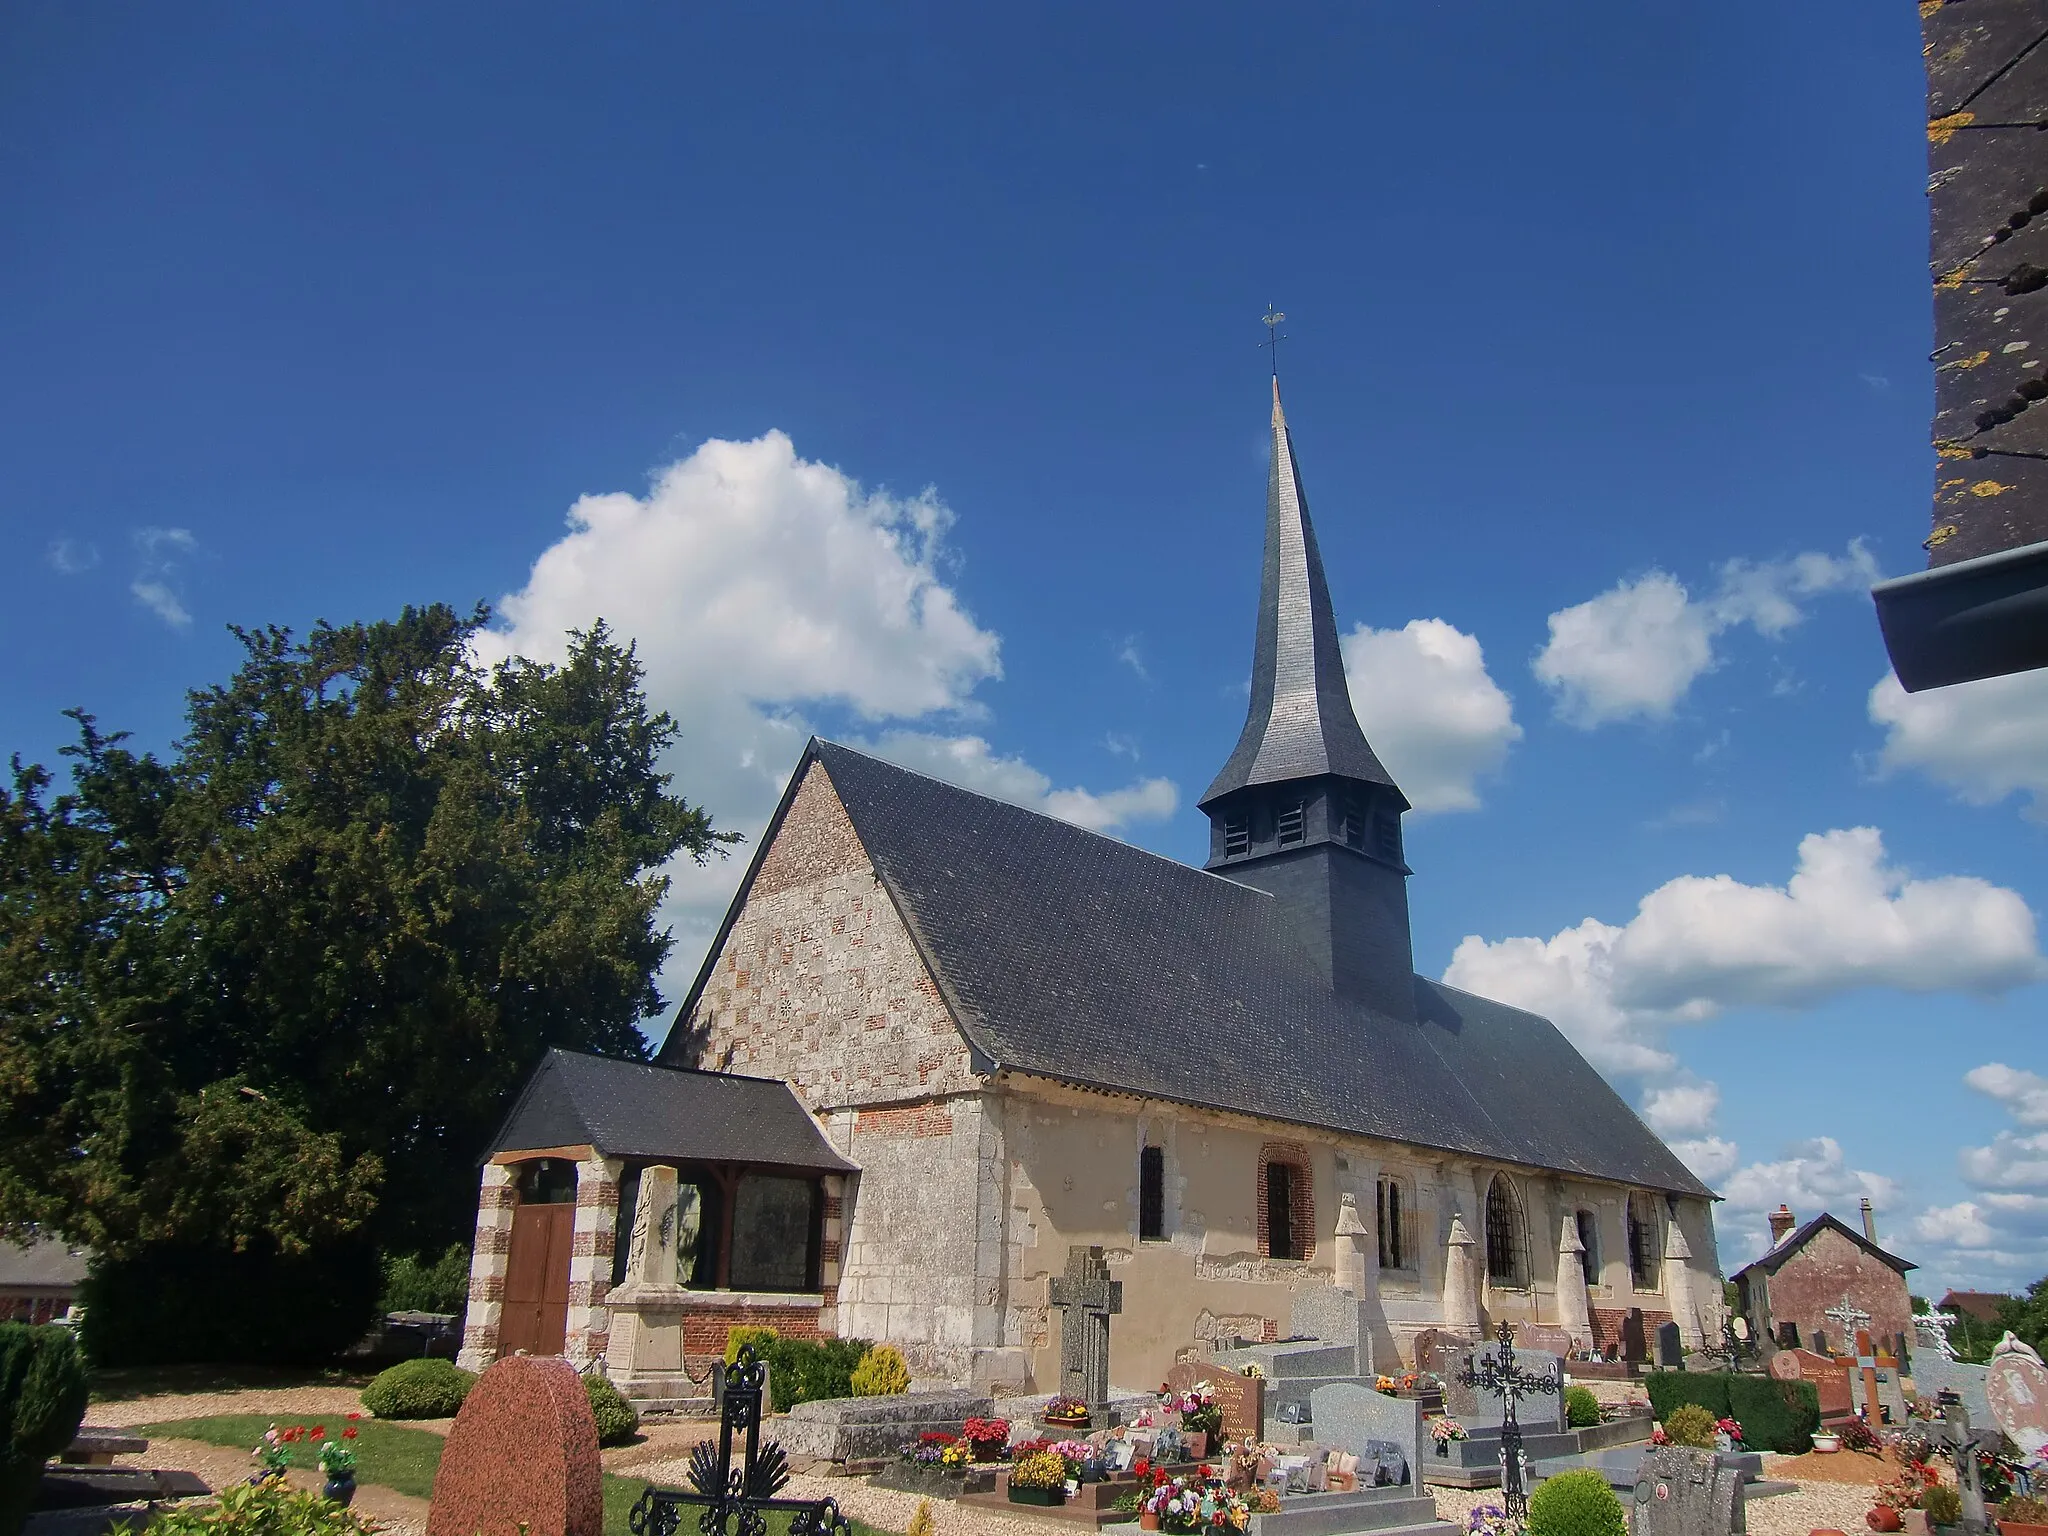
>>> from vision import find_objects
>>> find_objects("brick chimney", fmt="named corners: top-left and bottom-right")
top-left (1768, 1205), bottom-right (1796, 1244)
top-left (1861, 1197), bottom-right (1877, 1242)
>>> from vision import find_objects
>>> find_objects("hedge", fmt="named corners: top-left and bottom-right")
top-left (80, 1240), bottom-right (380, 1368)
top-left (1643, 1372), bottom-right (1819, 1452)
top-left (1528, 1468), bottom-right (1626, 1536)
top-left (722, 1328), bottom-right (875, 1409)
top-left (362, 1358), bottom-right (476, 1419)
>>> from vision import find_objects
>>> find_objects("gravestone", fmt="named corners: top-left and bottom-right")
top-left (778, 1389), bottom-right (996, 1463)
top-left (1164, 1362), bottom-right (1265, 1447)
top-left (1629, 1445), bottom-right (1745, 1536)
top-left (1655, 1321), bottom-right (1685, 1369)
top-left (1767, 1348), bottom-right (1852, 1419)
top-left (1048, 1245), bottom-right (1121, 1420)
top-left (427, 1355), bottom-right (602, 1536)
top-left (1414, 1328), bottom-right (1480, 1382)
top-left (1517, 1325), bottom-right (1575, 1360)
top-left (1986, 1332), bottom-right (2048, 1460)
top-left (1912, 1316), bottom-right (1992, 1426)
top-left (1774, 1323), bottom-right (1798, 1351)
top-left (1621, 1310), bottom-right (1649, 1364)
top-left (1446, 1348), bottom-right (1566, 1431)
top-left (1309, 1383), bottom-right (1419, 1485)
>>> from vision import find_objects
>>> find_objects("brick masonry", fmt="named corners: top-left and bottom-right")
top-left (1255, 1141), bottom-right (1316, 1261)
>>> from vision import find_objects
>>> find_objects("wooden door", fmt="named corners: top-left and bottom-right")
top-left (500, 1202), bottom-right (574, 1356)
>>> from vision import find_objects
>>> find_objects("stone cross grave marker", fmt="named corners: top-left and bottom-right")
top-left (1049, 1245), bottom-right (1122, 1419)
top-left (1929, 1402), bottom-right (2003, 1529)
top-left (1986, 1332), bottom-right (2048, 1461)
top-left (1629, 1445), bottom-right (1745, 1536)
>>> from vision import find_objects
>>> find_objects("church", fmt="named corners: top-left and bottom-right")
top-left (456, 380), bottom-right (1723, 1398)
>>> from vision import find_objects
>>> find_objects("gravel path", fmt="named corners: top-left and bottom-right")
top-left (87, 1388), bottom-right (371, 1430)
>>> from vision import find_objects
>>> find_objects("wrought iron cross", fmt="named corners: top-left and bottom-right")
top-left (630, 1346), bottom-right (851, 1536)
top-left (1459, 1321), bottom-right (1560, 1521)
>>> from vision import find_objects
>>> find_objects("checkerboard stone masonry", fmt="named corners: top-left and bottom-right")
top-left (459, 1162), bottom-right (518, 1370)
top-left (567, 1152), bottom-right (622, 1366)
top-left (688, 760), bottom-right (980, 1110)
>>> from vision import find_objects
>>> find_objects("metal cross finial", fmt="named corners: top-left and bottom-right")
top-left (1261, 305), bottom-right (1287, 378)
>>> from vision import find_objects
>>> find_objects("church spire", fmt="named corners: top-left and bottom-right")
top-left (1199, 377), bottom-right (1403, 810)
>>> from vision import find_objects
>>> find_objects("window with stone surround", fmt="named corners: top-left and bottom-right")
top-left (1484, 1174), bottom-right (1528, 1286)
top-left (1377, 1175), bottom-right (1416, 1272)
top-left (1139, 1145), bottom-right (1166, 1241)
top-left (1575, 1208), bottom-right (1601, 1288)
top-left (1627, 1193), bottom-right (1663, 1293)
top-left (1258, 1145), bottom-right (1313, 1261)
top-left (729, 1173), bottom-right (819, 1292)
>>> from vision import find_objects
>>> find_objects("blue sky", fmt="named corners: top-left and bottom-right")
top-left (5, 2), bottom-right (2044, 1295)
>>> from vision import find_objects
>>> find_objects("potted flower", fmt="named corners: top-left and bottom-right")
top-left (963, 1417), bottom-right (1012, 1460)
top-left (316, 1418), bottom-right (361, 1506)
top-left (1467, 1505), bottom-right (1517, 1536)
top-left (250, 1424), bottom-right (293, 1485)
top-left (1812, 1430), bottom-right (1843, 1453)
top-left (1144, 1472), bottom-right (1250, 1533)
top-left (1713, 1417), bottom-right (1744, 1453)
top-left (1999, 1494), bottom-right (2048, 1536)
top-left (1375, 1376), bottom-right (1399, 1396)
top-left (1009, 1450), bottom-right (1071, 1506)
top-left (1430, 1417), bottom-right (1467, 1457)
top-left (1168, 1385), bottom-right (1222, 1458)
top-left (1045, 1395), bottom-right (1092, 1429)
top-left (1051, 1440), bottom-right (1095, 1483)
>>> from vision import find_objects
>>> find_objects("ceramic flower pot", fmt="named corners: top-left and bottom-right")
top-left (1140, 1514), bottom-right (1159, 1531)
top-left (1812, 1434), bottom-right (1842, 1453)
top-left (1997, 1524), bottom-right (2048, 1536)
top-left (324, 1474), bottom-right (357, 1507)
top-left (1868, 1507), bottom-right (1904, 1532)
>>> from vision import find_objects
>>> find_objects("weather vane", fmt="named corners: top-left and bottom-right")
top-left (1261, 304), bottom-right (1286, 377)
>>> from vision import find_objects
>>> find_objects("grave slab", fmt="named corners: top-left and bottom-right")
top-left (777, 1390), bottom-right (997, 1463)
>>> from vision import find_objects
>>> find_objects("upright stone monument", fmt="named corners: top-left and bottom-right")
top-left (1442, 1213), bottom-right (1482, 1335)
top-left (1048, 1245), bottom-right (1121, 1423)
top-left (603, 1165), bottom-right (692, 1400)
top-left (1986, 1331), bottom-right (2048, 1461)
top-left (1629, 1445), bottom-right (1745, 1536)
top-left (1556, 1214), bottom-right (1594, 1352)
top-left (427, 1355), bottom-right (603, 1536)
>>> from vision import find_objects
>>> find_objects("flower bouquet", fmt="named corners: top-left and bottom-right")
top-left (1161, 1383), bottom-right (1222, 1452)
top-left (1044, 1394), bottom-right (1092, 1428)
top-left (963, 1417), bottom-right (1012, 1460)
top-left (251, 1424), bottom-right (294, 1483)
top-left (1144, 1472), bottom-right (1250, 1533)
top-left (316, 1419), bottom-right (362, 1507)
top-left (1466, 1503), bottom-right (1521, 1536)
top-left (1714, 1417), bottom-right (1745, 1452)
top-left (1431, 1417), bottom-right (1467, 1456)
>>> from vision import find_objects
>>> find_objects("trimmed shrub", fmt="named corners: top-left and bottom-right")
top-left (379, 1244), bottom-right (472, 1315)
top-left (759, 1337), bottom-right (872, 1409)
top-left (1, 1323), bottom-right (90, 1536)
top-left (725, 1325), bottom-right (779, 1364)
top-left (586, 1375), bottom-right (640, 1445)
top-left (1726, 1374), bottom-right (1819, 1453)
top-left (361, 1357), bottom-right (476, 1419)
top-left (142, 1478), bottom-right (381, 1535)
top-left (1643, 1371), bottom-right (1732, 1424)
top-left (80, 1240), bottom-right (380, 1368)
top-left (1564, 1385), bottom-right (1601, 1428)
top-left (1528, 1468), bottom-right (1627, 1536)
top-left (1923, 1486), bottom-right (1962, 1527)
top-left (1663, 1404), bottom-right (1718, 1448)
top-left (851, 1344), bottom-right (911, 1397)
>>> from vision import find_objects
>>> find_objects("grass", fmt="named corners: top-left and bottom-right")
top-left (139, 1415), bottom-right (897, 1536)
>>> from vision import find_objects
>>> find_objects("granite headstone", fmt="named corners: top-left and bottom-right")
top-left (427, 1355), bottom-right (602, 1536)
top-left (1655, 1321), bottom-right (1685, 1369)
top-left (1986, 1333), bottom-right (2048, 1461)
top-left (1629, 1445), bottom-right (1745, 1536)
top-left (1308, 1384), bottom-right (1417, 1486)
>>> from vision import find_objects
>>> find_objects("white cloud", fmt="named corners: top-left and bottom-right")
top-left (130, 527), bottom-right (195, 628)
top-left (1720, 1138), bottom-right (1900, 1214)
top-left (1535, 543), bottom-right (1878, 726)
top-left (1642, 1082), bottom-right (1721, 1137)
top-left (1116, 636), bottom-right (1149, 682)
top-left (47, 539), bottom-right (98, 574)
top-left (1340, 618), bottom-right (1521, 814)
top-left (857, 731), bottom-right (1177, 835)
top-left (1870, 668), bottom-right (2048, 821)
top-left (475, 430), bottom-right (1178, 1009)
top-left (1670, 1137), bottom-right (1741, 1185)
top-left (1965, 1063), bottom-right (2048, 1127)
top-left (1443, 826), bottom-right (2044, 1077)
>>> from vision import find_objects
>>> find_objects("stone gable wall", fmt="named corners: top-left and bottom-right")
top-left (682, 759), bottom-right (978, 1110)
top-left (1764, 1224), bottom-right (1913, 1354)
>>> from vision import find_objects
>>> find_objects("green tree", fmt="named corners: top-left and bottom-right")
top-left (0, 605), bottom-right (730, 1355)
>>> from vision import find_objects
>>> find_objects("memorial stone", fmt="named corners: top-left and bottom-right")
top-left (1048, 1246), bottom-right (1122, 1420)
top-left (427, 1355), bottom-right (602, 1536)
top-left (1622, 1310), bottom-right (1649, 1364)
top-left (1164, 1363), bottom-right (1265, 1447)
top-left (1629, 1445), bottom-right (1745, 1536)
top-left (1767, 1349), bottom-right (1852, 1419)
top-left (1309, 1383), bottom-right (1419, 1485)
top-left (1517, 1325), bottom-right (1575, 1360)
top-left (1912, 1317), bottom-right (1992, 1427)
top-left (1656, 1321), bottom-right (1685, 1369)
top-left (1986, 1332), bottom-right (2048, 1460)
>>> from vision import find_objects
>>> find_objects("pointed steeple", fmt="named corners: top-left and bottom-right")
top-left (1199, 379), bottom-right (1404, 809)
top-left (1199, 372), bottom-right (1417, 1018)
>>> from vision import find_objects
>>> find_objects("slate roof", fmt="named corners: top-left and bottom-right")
top-left (1728, 1213), bottom-right (1916, 1281)
top-left (670, 739), bottom-right (1713, 1200)
top-left (1200, 380), bottom-right (1403, 809)
top-left (1939, 1289), bottom-right (2012, 1324)
top-left (490, 1048), bottom-right (854, 1173)
top-left (0, 1235), bottom-right (89, 1290)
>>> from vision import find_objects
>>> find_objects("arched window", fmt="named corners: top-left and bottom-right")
top-left (1259, 1146), bottom-right (1312, 1261)
top-left (1627, 1193), bottom-right (1663, 1293)
top-left (1484, 1174), bottom-right (1527, 1286)
top-left (1377, 1176), bottom-right (1413, 1271)
top-left (1574, 1209), bottom-right (1601, 1287)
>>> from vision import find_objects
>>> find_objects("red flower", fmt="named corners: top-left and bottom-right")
top-left (1198, 1465), bottom-right (1213, 1479)
top-left (346, 1412), bottom-right (361, 1421)
top-left (311, 1426), bottom-right (326, 1441)
top-left (343, 1428), bottom-right (358, 1440)
top-left (1132, 1458), bottom-right (1151, 1477)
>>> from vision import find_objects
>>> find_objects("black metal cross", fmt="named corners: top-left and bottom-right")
top-left (630, 1346), bottom-right (852, 1536)
top-left (1261, 305), bottom-right (1287, 377)
top-left (1459, 1321), bottom-right (1561, 1521)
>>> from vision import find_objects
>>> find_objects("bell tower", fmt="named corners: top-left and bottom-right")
top-left (1198, 377), bottom-right (1416, 1019)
